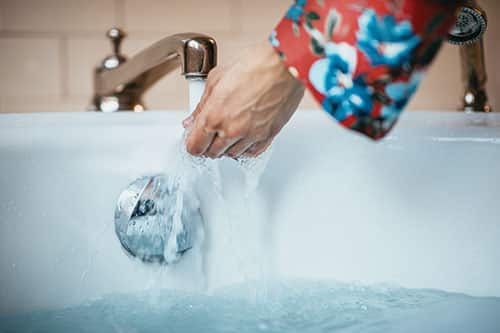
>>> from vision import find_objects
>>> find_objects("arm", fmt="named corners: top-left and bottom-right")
top-left (271, 0), bottom-right (461, 139)
top-left (185, 0), bottom-right (461, 158)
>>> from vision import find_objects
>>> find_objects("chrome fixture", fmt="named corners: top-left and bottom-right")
top-left (114, 175), bottom-right (202, 264)
top-left (448, 0), bottom-right (491, 112)
top-left (91, 28), bottom-right (217, 112)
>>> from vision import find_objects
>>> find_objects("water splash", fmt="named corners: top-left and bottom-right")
top-left (153, 79), bottom-right (207, 265)
top-left (183, 79), bottom-right (275, 294)
top-left (157, 80), bottom-right (225, 274)
top-left (237, 146), bottom-right (274, 197)
top-left (162, 139), bottom-right (206, 264)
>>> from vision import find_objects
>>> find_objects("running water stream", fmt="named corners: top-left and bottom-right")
top-left (161, 79), bottom-right (274, 292)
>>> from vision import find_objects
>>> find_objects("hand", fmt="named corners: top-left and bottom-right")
top-left (183, 41), bottom-right (304, 159)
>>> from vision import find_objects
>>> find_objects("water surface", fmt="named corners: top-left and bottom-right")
top-left (2, 280), bottom-right (499, 333)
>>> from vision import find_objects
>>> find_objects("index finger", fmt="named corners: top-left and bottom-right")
top-left (185, 114), bottom-right (216, 156)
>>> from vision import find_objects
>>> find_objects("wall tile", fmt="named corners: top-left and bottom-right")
top-left (124, 0), bottom-right (234, 33)
top-left (482, 0), bottom-right (499, 111)
top-left (0, 0), bottom-right (498, 114)
top-left (0, 37), bottom-right (61, 97)
top-left (142, 74), bottom-right (189, 110)
top-left (67, 38), bottom-right (109, 96)
top-left (0, 0), bottom-right (117, 32)
top-left (0, 95), bottom-right (89, 113)
top-left (239, 0), bottom-right (289, 35)
top-left (210, 33), bottom-right (256, 66)
top-left (0, 3), bottom-right (4, 30)
top-left (408, 44), bottom-right (462, 111)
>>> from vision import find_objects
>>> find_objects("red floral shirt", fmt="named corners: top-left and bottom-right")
top-left (271, 0), bottom-right (461, 139)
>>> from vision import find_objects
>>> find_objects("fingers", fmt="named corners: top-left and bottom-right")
top-left (185, 116), bottom-right (216, 156)
top-left (243, 139), bottom-right (273, 157)
top-left (183, 114), bottom-right (195, 129)
top-left (184, 74), bottom-right (219, 155)
top-left (205, 135), bottom-right (241, 159)
top-left (225, 139), bottom-right (255, 159)
top-left (183, 103), bottom-right (203, 128)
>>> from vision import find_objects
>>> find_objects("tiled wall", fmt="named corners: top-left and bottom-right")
top-left (0, 0), bottom-right (498, 113)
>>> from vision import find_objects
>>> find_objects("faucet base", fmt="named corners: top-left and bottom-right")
top-left (462, 89), bottom-right (492, 113)
top-left (90, 91), bottom-right (145, 112)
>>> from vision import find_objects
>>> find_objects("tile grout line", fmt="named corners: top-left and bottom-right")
top-left (0, 30), bottom-right (109, 38)
top-left (59, 35), bottom-right (69, 98)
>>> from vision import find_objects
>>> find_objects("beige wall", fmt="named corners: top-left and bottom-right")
top-left (0, 0), bottom-right (498, 113)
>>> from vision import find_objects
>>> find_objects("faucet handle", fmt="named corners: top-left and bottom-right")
top-left (107, 27), bottom-right (126, 56)
top-left (101, 27), bottom-right (127, 70)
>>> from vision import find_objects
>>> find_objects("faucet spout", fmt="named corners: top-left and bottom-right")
top-left (92, 29), bottom-right (217, 112)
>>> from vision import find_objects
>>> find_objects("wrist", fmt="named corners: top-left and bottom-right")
top-left (258, 40), bottom-right (303, 88)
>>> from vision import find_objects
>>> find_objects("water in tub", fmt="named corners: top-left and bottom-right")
top-left (1, 81), bottom-right (500, 333)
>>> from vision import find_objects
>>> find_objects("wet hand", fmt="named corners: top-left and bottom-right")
top-left (183, 41), bottom-right (304, 159)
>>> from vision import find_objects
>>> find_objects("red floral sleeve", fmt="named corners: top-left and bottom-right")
top-left (270, 0), bottom-right (461, 139)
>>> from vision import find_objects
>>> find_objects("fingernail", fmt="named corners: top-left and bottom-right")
top-left (182, 115), bottom-right (194, 128)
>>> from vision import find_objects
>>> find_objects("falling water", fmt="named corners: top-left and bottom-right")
top-left (183, 79), bottom-right (274, 297)
top-left (237, 148), bottom-right (274, 196)
top-left (161, 80), bottom-right (207, 263)
top-left (188, 79), bottom-right (206, 113)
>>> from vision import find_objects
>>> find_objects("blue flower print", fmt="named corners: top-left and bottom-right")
top-left (380, 71), bottom-right (424, 125)
top-left (309, 42), bottom-right (357, 93)
top-left (357, 9), bottom-right (421, 67)
top-left (309, 42), bottom-right (373, 121)
top-left (269, 30), bottom-right (280, 47)
top-left (286, 0), bottom-right (307, 23)
top-left (322, 76), bottom-right (373, 121)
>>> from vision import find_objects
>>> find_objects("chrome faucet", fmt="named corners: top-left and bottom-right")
top-left (91, 28), bottom-right (217, 112)
top-left (448, 0), bottom-right (491, 112)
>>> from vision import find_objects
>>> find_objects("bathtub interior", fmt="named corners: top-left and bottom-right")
top-left (1, 110), bottom-right (500, 320)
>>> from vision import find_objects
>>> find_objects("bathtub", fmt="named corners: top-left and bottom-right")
top-left (1, 110), bottom-right (500, 327)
